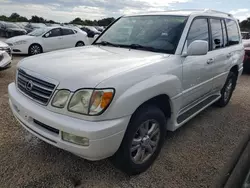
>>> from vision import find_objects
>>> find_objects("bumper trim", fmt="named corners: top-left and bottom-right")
top-left (15, 114), bottom-right (57, 144)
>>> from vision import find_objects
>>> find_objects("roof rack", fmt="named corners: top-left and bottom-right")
top-left (203, 9), bottom-right (233, 17)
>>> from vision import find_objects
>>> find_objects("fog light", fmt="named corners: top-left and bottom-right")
top-left (62, 132), bottom-right (89, 146)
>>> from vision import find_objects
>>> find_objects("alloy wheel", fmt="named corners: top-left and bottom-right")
top-left (130, 120), bottom-right (160, 164)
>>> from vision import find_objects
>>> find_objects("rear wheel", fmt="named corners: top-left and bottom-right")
top-left (29, 44), bottom-right (42, 55)
top-left (111, 105), bottom-right (167, 175)
top-left (75, 41), bottom-right (85, 47)
top-left (215, 72), bottom-right (237, 107)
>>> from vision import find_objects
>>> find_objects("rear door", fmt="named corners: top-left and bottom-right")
top-left (210, 18), bottom-right (242, 91)
top-left (208, 18), bottom-right (229, 91)
top-left (41, 28), bottom-right (63, 52)
top-left (61, 28), bottom-right (77, 48)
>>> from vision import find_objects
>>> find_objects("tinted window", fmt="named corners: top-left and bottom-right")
top-left (47, 28), bottom-right (61, 37)
top-left (187, 19), bottom-right (209, 47)
top-left (210, 19), bottom-right (223, 49)
top-left (225, 19), bottom-right (240, 46)
top-left (62, 28), bottom-right (74, 35)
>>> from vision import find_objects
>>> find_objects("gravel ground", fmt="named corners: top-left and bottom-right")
top-left (0, 38), bottom-right (249, 188)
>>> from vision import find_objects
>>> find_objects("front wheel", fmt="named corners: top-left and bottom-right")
top-left (111, 105), bottom-right (167, 175)
top-left (215, 72), bottom-right (237, 107)
top-left (29, 44), bottom-right (42, 55)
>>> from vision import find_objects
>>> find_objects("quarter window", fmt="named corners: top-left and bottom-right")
top-left (210, 19), bottom-right (224, 49)
top-left (187, 19), bottom-right (209, 47)
top-left (225, 19), bottom-right (240, 46)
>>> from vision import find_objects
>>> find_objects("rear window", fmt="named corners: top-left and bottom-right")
top-left (210, 19), bottom-right (224, 49)
top-left (225, 19), bottom-right (240, 46)
top-left (62, 28), bottom-right (75, 35)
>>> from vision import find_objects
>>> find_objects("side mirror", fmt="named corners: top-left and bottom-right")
top-left (44, 33), bottom-right (50, 38)
top-left (186, 40), bottom-right (208, 56)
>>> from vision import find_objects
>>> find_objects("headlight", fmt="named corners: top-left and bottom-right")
top-left (68, 89), bottom-right (114, 115)
top-left (52, 90), bottom-right (70, 108)
top-left (14, 40), bottom-right (27, 45)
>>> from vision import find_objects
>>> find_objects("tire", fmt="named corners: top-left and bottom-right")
top-left (75, 41), bottom-right (85, 47)
top-left (111, 105), bottom-right (167, 175)
top-left (215, 72), bottom-right (237, 107)
top-left (29, 44), bottom-right (42, 55)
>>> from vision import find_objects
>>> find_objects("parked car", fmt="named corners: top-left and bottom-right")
top-left (0, 41), bottom-right (11, 69)
top-left (15, 22), bottom-right (29, 29)
top-left (5, 26), bottom-right (89, 55)
top-left (80, 26), bottom-right (101, 44)
top-left (24, 23), bottom-right (46, 33)
top-left (0, 22), bottom-right (27, 38)
top-left (242, 32), bottom-right (250, 39)
top-left (94, 26), bottom-right (105, 32)
top-left (243, 47), bottom-right (250, 73)
top-left (8, 10), bottom-right (244, 175)
top-left (0, 41), bottom-right (12, 57)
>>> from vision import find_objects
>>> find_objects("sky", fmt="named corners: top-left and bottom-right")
top-left (0, 0), bottom-right (249, 22)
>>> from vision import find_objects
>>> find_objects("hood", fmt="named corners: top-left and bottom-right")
top-left (19, 46), bottom-right (168, 91)
top-left (7, 28), bottom-right (26, 32)
top-left (6, 35), bottom-right (35, 43)
top-left (0, 41), bottom-right (9, 48)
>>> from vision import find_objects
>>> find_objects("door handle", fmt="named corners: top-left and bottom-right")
top-left (58, 37), bottom-right (63, 39)
top-left (227, 53), bottom-right (232, 58)
top-left (207, 58), bottom-right (214, 64)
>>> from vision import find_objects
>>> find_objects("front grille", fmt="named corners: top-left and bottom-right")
top-left (6, 48), bottom-right (11, 56)
top-left (17, 69), bottom-right (56, 105)
top-left (0, 47), bottom-right (11, 56)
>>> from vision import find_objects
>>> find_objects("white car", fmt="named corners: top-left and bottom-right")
top-left (0, 41), bottom-right (11, 69)
top-left (5, 27), bottom-right (89, 55)
top-left (8, 10), bottom-right (244, 175)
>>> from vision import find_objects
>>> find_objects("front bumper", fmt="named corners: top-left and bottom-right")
top-left (8, 83), bottom-right (130, 160)
top-left (0, 51), bottom-right (11, 69)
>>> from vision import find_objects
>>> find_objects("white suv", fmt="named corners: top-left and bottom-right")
top-left (8, 10), bottom-right (244, 175)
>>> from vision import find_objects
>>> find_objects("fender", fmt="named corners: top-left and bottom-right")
top-left (105, 74), bottom-right (182, 119)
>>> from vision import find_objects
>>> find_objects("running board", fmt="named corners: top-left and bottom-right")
top-left (177, 95), bottom-right (220, 124)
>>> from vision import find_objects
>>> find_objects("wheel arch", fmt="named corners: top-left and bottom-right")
top-left (29, 43), bottom-right (43, 53)
top-left (131, 94), bottom-right (172, 123)
top-left (230, 65), bottom-right (239, 78)
top-left (75, 41), bottom-right (85, 46)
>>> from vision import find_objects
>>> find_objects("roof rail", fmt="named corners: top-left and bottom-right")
top-left (203, 9), bottom-right (233, 17)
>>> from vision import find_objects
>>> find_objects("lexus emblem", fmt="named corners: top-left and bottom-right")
top-left (26, 80), bottom-right (33, 91)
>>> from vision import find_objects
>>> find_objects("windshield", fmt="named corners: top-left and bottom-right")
top-left (94, 15), bottom-right (187, 54)
top-left (28, 28), bottom-right (49, 36)
top-left (5, 23), bottom-right (19, 29)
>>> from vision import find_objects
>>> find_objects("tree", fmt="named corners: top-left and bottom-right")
top-left (30, 15), bottom-right (45, 23)
top-left (70, 17), bottom-right (83, 25)
top-left (10, 13), bottom-right (20, 20)
top-left (97, 17), bottom-right (115, 26)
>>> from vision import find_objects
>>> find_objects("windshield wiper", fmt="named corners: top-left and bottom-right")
top-left (94, 41), bottom-right (119, 47)
top-left (123, 44), bottom-right (159, 52)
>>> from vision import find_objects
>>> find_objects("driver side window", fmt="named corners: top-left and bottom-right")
top-left (46, 28), bottom-right (61, 38)
top-left (187, 18), bottom-right (209, 47)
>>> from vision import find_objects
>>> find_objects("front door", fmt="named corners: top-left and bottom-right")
top-left (181, 18), bottom-right (214, 108)
top-left (41, 28), bottom-right (63, 52)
